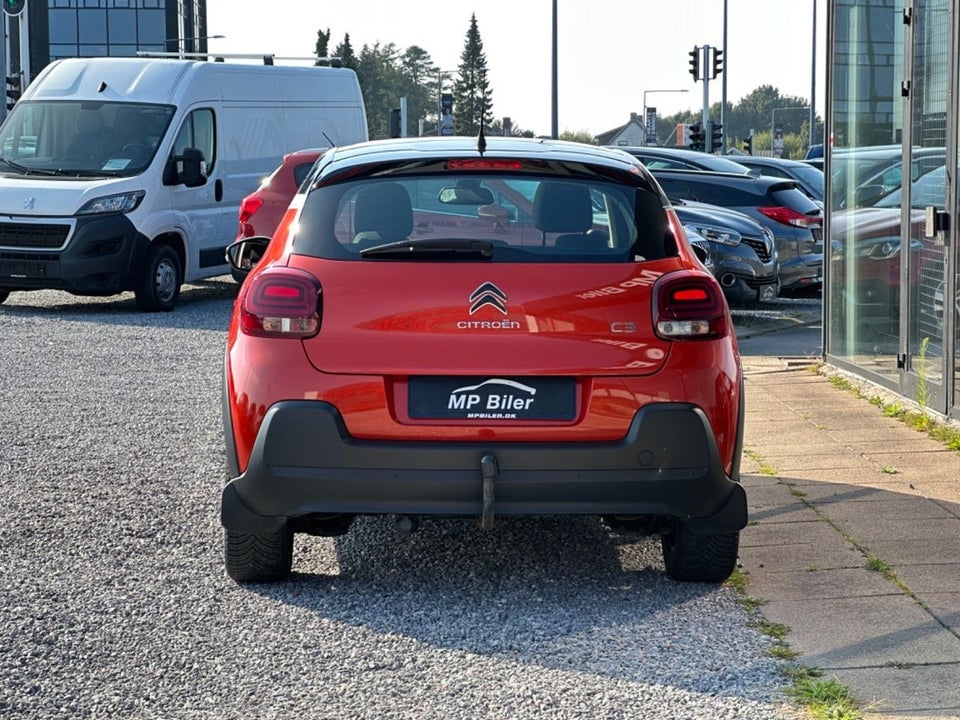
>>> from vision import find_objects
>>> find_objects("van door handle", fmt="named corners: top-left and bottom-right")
top-left (215, 179), bottom-right (223, 202)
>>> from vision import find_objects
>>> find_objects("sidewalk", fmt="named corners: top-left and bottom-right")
top-left (738, 357), bottom-right (960, 718)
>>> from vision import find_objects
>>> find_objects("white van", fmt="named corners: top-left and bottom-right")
top-left (0, 56), bottom-right (367, 310)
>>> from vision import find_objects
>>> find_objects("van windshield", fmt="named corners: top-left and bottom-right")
top-left (0, 101), bottom-right (175, 177)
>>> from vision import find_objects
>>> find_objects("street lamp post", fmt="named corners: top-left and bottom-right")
top-left (810, 0), bottom-right (817, 147)
top-left (641, 89), bottom-right (689, 145)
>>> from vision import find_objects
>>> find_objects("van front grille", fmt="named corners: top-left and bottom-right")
top-left (0, 222), bottom-right (71, 250)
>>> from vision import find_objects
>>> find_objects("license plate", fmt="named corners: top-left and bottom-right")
top-left (408, 376), bottom-right (576, 420)
top-left (0, 260), bottom-right (46, 278)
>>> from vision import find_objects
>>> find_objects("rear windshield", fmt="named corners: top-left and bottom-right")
top-left (293, 174), bottom-right (673, 262)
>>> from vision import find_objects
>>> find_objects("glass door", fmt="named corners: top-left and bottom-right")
top-left (900, 0), bottom-right (953, 410)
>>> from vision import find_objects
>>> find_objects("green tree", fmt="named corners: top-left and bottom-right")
top-left (399, 46), bottom-right (439, 136)
top-left (355, 42), bottom-right (403, 139)
top-left (334, 34), bottom-right (357, 71)
top-left (452, 13), bottom-right (495, 135)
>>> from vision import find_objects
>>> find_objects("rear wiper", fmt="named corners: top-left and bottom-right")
top-left (360, 238), bottom-right (495, 258)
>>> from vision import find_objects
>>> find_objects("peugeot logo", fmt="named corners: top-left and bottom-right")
top-left (469, 282), bottom-right (508, 315)
top-left (23, 197), bottom-right (36, 210)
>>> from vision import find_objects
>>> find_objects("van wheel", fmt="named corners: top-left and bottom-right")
top-left (0, 289), bottom-right (9, 305)
top-left (136, 244), bottom-right (181, 312)
top-left (224, 527), bottom-right (293, 582)
top-left (661, 522), bottom-right (739, 583)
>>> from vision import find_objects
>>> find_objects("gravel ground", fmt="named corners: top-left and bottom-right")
top-left (1, 281), bottom-right (800, 720)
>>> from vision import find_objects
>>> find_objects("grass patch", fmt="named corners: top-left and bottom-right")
top-left (769, 644), bottom-right (800, 660)
top-left (786, 676), bottom-right (864, 720)
top-left (744, 448), bottom-right (779, 476)
top-left (752, 620), bottom-right (790, 640)
top-left (879, 466), bottom-right (898, 475)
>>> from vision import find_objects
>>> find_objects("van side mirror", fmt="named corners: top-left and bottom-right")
top-left (178, 147), bottom-right (207, 188)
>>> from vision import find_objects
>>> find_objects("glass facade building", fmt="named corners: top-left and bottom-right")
top-left (7, 0), bottom-right (207, 82)
top-left (826, 0), bottom-right (959, 420)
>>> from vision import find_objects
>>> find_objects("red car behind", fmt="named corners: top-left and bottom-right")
top-left (231, 148), bottom-right (325, 281)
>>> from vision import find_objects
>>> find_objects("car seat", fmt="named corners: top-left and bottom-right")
top-left (66, 113), bottom-right (106, 159)
top-left (533, 181), bottom-right (608, 250)
top-left (352, 182), bottom-right (413, 244)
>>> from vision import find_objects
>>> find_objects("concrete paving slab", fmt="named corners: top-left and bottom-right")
top-left (920, 594), bottom-right (960, 633)
top-left (831, 517), bottom-right (960, 548)
top-left (812, 496), bottom-right (957, 522)
top-left (830, 664), bottom-right (960, 718)
top-left (746, 566), bottom-right (898, 601)
top-left (748, 502), bottom-right (819, 525)
top-left (739, 539), bottom-right (864, 574)
top-left (861, 536), bottom-right (960, 567)
top-left (888, 563), bottom-right (960, 593)
top-left (777, 469), bottom-right (912, 486)
top-left (774, 454), bottom-right (885, 472)
top-left (785, 481), bottom-right (892, 503)
top-left (759, 594), bottom-right (960, 667)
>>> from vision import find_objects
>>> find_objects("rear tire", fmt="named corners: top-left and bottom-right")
top-left (135, 244), bottom-right (181, 312)
top-left (661, 522), bottom-right (739, 583)
top-left (224, 526), bottom-right (293, 582)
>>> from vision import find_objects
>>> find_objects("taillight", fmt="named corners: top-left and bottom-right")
top-left (757, 206), bottom-right (821, 228)
top-left (653, 272), bottom-right (728, 340)
top-left (240, 267), bottom-right (321, 338)
top-left (238, 196), bottom-right (264, 225)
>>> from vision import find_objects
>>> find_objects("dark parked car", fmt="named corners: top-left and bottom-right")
top-left (735, 155), bottom-right (824, 203)
top-left (616, 146), bottom-right (752, 174)
top-left (673, 202), bottom-right (779, 305)
top-left (221, 136), bottom-right (747, 584)
top-left (831, 145), bottom-right (944, 209)
top-left (649, 168), bottom-right (823, 296)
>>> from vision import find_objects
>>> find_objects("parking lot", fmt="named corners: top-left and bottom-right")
top-left (0, 281), bottom-right (800, 719)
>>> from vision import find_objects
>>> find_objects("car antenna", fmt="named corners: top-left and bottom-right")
top-left (322, 130), bottom-right (336, 147)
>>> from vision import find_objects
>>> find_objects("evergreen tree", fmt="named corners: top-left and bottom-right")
top-left (355, 42), bottom-right (403, 139)
top-left (452, 14), bottom-right (494, 135)
top-left (334, 34), bottom-right (357, 71)
top-left (399, 46), bottom-right (439, 136)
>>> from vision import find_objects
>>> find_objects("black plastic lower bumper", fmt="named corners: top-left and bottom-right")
top-left (222, 400), bottom-right (747, 536)
top-left (0, 214), bottom-right (147, 295)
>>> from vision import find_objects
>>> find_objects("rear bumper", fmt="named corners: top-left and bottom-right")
top-left (221, 400), bottom-right (747, 536)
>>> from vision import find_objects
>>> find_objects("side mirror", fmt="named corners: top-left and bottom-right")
top-left (853, 184), bottom-right (884, 207)
top-left (178, 147), bottom-right (207, 188)
top-left (225, 237), bottom-right (270, 272)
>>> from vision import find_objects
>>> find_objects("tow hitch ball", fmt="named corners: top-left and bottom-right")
top-left (480, 454), bottom-right (498, 530)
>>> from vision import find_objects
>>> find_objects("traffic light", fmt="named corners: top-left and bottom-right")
top-left (708, 121), bottom-right (722, 153)
top-left (688, 46), bottom-right (700, 81)
top-left (2, 0), bottom-right (25, 16)
top-left (688, 123), bottom-right (705, 152)
top-left (5, 74), bottom-right (21, 111)
top-left (388, 108), bottom-right (401, 138)
top-left (711, 48), bottom-right (724, 79)
top-left (742, 135), bottom-right (754, 155)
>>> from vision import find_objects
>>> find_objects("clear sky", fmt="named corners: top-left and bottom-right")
top-left (205, 0), bottom-right (827, 138)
